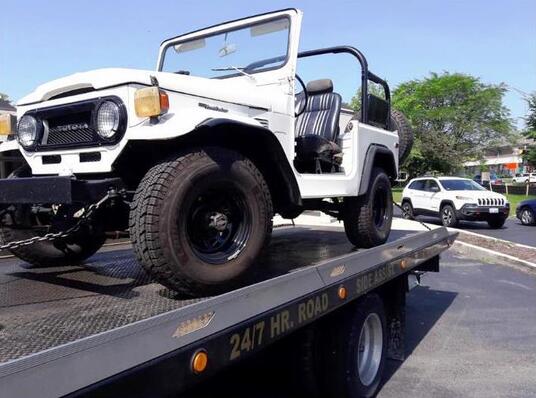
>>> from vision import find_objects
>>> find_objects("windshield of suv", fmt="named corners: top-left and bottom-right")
top-left (440, 179), bottom-right (486, 191)
top-left (160, 17), bottom-right (290, 79)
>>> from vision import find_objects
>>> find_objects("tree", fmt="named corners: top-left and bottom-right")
top-left (392, 72), bottom-right (514, 176)
top-left (523, 92), bottom-right (536, 167)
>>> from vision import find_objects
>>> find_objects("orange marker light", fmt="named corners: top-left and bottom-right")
top-left (400, 259), bottom-right (408, 269)
top-left (338, 286), bottom-right (347, 300)
top-left (192, 350), bottom-right (208, 374)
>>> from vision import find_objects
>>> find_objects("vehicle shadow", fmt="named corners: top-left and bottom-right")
top-left (378, 286), bottom-right (458, 392)
top-left (4, 248), bottom-right (147, 303)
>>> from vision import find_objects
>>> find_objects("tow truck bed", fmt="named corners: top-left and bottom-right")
top-left (0, 225), bottom-right (456, 398)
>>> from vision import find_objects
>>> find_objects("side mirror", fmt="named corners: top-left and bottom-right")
top-left (431, 186), bottom-right (440, 192)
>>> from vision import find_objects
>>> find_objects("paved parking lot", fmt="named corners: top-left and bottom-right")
top-left (393, 207), bottom-right (536, 248)
top-left (185, 247), bottom-right (536, 398)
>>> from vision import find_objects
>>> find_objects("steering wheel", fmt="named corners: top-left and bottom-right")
top-left (295, 74), bottom-right (308, 117)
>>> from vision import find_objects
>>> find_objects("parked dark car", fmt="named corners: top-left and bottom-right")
top-left (516, 199), bottom-right (536, 226)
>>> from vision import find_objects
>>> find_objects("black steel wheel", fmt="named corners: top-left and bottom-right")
top-left (130, 147), bottom-right (273, 296)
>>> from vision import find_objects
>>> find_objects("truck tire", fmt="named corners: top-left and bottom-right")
top-left (130, 147), bottom-right (273, 296)
top-left (343, 167), bottom-right (392, 248)
top-left (389, 109), bottom-right (413, 165)
top-left (321, 294), bottom-right (387, 398)
top-left (440, 204), bottom-right (458, 228)
top-left (0, 166), bottom-right (106, 268)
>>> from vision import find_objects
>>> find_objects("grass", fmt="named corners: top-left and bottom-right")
top-left (391, 187), bottom-right (536, 217)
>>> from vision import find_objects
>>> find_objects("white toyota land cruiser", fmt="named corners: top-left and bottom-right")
top-left (401, 176), bottom-right (509, 228)
top-left (0, 9), bottom-right (412, 295)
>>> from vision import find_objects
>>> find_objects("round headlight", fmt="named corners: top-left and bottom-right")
top-left (18, 115), bottom-right (38, 148)
top-left (96, 101), bottom-right (120, 139)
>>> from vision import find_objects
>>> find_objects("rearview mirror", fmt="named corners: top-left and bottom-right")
top-left (218, 43), bottom-right (237, 57)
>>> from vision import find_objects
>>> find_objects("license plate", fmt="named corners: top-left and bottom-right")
top-left (489, 208), bottom-right (499, 214)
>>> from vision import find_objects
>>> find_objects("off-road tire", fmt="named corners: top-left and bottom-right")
top-left (487, 217), bottom-right (506, 229)
top-left (440, 204), bottom-right (458, 228)
top-left (389, 109), bottom-right (414, 165)
top-left (343, 167), bottom-right (393, 248)
top-left (0, 166), bottom-right (106, 268)
top-left (401, 200), bottom-right (414, 220)
top-left (320, 294), bottom-right (387, 398)
top-left (129, 147), bottom-right (273, 296)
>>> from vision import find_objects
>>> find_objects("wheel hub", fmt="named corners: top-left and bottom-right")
top-left (208, 212), bottom-right (229, 232)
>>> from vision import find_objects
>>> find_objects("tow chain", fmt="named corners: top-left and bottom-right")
top-left (0, 194), bottom-right (110, 251)
top-left (393, 201), bottom-right (432, 231)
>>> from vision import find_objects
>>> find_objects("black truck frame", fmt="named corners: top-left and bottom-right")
top-left (0, 225), bottom-right (456, 398)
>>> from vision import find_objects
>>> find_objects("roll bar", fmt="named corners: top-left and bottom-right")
top-left (298, 46), bottom-right (391, 124)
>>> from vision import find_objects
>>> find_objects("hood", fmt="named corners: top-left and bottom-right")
top-left (447, 190), bottom-right (506, 200)
top-left (17, 68), bottom-right (273, 110)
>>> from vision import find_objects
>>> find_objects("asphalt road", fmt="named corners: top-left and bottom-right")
top-left (393, 207), bottom-right (536, 248)
top-left (184, 248), bottom-right (536, 398)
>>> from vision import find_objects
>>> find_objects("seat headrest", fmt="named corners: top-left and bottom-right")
top-left (306, 79), bottom-right (334, 95)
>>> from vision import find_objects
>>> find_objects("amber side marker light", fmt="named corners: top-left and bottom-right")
top-left (400, 259), bottom-right (409, 270)
top-left (134, 86), bottom-right (169, 118)
top-left (0, 114), bottom-right (16, 136)
top-left (338, 286), bottom-right (347, 300)
top-left (191, 350), bottom-right (208, 374)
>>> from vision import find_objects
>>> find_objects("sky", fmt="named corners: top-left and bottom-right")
top-left (1, 0), bottom-right (535, 127)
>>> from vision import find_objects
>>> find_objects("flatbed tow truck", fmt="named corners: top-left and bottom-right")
top-left (0, 224), bottom-right (456, 398)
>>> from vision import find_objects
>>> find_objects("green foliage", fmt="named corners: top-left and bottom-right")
top-left (523, 92), bottom-right (536, 167)
top-left (0, 93), bottom-right (9, 101)
top-left (391, 72), bottom-right (514, 176)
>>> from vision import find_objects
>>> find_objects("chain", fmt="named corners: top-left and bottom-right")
top-left (0, 194), bottom-right (110, 251)
top-left (393, 201), bottom-right (432, 231)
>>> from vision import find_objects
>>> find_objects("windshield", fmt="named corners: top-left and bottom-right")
top-left (440, 179), bottom-right (486, 191)
top-left (160, 17), bottom-right (290, 78)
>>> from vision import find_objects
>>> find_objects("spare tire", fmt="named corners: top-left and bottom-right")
top-left (389, 109), bottom-right (413, 164)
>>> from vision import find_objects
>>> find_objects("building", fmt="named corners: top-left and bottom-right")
top-left (464, 138), bottom-right (534, 177)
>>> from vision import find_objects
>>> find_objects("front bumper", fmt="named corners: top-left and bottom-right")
top-left (457, 204), bottom-right (510, 221)
top-left (0, 176), bottom-right (124, 205)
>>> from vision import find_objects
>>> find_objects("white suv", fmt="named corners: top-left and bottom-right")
top-left (512, 173), bottom-right (536, 184)
top-left (401, 176), bottom-right (509, 228)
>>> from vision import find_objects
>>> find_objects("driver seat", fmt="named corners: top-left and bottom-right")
top-left (294, 79), bottom-right (342, 173)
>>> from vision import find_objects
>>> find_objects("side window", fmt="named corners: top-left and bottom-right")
top-left (408, 180), bottom-right (424, 190)
top-left (424, 180), bottom-right (440, 192)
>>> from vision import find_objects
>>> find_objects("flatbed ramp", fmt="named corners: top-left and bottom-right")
top-left (0, 225), bottom-right (455, 398)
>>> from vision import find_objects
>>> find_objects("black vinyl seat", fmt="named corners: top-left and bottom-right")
top-left (294, 79), bottom-right (342, 173)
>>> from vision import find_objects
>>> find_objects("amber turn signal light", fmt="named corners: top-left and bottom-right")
top-left (0, 114), bottom-right (16, 136)
top-left (191, 350), bottom-right (208, 374)
top-left (134, 86), bottom-right (169, 118)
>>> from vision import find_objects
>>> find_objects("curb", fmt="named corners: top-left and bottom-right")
top-left (453, 240), bottom-right (536, 270)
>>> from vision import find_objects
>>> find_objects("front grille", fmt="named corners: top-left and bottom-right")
top-left (42, 110), bottom-right (95, 148)
top-left (23, 96), bottom-right (126, 151)
top-left (46, 126), bottom-right (95, 146)
top-left (477, 198), bottom-right (504, 206)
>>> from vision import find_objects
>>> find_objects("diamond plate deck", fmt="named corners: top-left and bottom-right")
top-left (0, 226), bottom-right (362, 364)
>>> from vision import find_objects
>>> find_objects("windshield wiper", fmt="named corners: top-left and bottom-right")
top-left (211, 66), bottom-right (255, 80)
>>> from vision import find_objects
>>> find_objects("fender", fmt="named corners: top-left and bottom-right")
top-left (358, 144), bottom-right (397, 196)
top-left (194, 118), bottom-right (302, 215)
